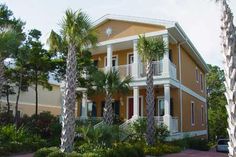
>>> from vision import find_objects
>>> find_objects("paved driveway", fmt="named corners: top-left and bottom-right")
top-left (163, 149), bottom-right (227, 157)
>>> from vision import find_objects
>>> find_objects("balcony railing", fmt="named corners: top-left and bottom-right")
top-left (99, 60), bottom-right (176, 80)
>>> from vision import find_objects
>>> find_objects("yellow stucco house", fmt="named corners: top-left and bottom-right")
top-left (1, 14), bottom-right (209, 139)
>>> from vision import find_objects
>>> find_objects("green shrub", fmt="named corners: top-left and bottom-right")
top-left (0, 112), bottom-right (14, 125)
top-left (48, 150), bottom-right (66, 157)
top-left (187, 138), bottom-right (210, 151)
top-left (155, 124), bottom-right (169, 142)
top-left (105, 143), bottom-right (144, 157)
top-left (82, 153), bottom-right (101, 157)
top-left (66, 152), bottom-right (83, 157)
top-left (130, 118), bottom-right (169, 143)
top-left (76, 124), bottom-right (120, 148)
top-left (33, 147), bottom-right (59, 157)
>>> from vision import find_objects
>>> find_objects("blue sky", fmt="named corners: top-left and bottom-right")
top-left (2, 0), bottom-right (236, 67)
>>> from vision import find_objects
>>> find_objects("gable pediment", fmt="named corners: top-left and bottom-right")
top-left (95, 20), bottom-right (166, 42)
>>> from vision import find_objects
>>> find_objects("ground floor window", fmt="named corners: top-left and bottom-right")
top-left (191, 101), bottom-right (195, 126)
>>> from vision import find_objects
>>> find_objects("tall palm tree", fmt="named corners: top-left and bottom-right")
top-left (93, 70), bottom-right (132, 125)
top-left (48, 10), bottom-right (97, 152)
top-left (137, 35), bottom-right (166, 145)
top-left (218, 0), bottom-right (236, 156)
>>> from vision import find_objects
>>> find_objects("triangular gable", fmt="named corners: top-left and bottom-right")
top-left (95, 19), bottom-right (166, 42)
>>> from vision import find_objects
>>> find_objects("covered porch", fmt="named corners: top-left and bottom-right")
top-left (78, 85), bottom-right (180, 133)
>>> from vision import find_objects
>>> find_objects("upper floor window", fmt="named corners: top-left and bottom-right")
top-left (169, 49), bottom-right (173, 62)
top-left (128, 53), bottom-right (134, 64)
top-left (105, 56), bottom-right (118, 67)
top-left (200, 73), bottom-right (204, 91)
top-left (195, 68), bottom-right (199, 83)
top-left (191, 101), bottom-right (195, 126)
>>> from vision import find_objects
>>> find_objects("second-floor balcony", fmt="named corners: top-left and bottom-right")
top-left (99, 60), bottom-right (177, 80)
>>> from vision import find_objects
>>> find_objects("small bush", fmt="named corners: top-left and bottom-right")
top-left (48, 150), bottom-right (66, 157)
top-left (187, 138), bottom-right (210, 151)
top-left (33, 147), bottom-right (59, 157)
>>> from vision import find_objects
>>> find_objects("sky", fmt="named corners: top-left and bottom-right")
top-left (2, 0), bottom-right (236, 68)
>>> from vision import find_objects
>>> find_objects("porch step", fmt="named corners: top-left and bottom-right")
top-left (119, 119), bottom-right (135, 141)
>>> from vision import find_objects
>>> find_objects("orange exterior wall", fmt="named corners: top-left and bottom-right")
top-left (181, 46), bottom-right (206, 98)
top-left (182, 91), bottom-right (207, 132)
top-left (96, 20), bottom-right (166, 42)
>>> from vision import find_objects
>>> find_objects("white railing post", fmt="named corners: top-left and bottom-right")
top-left (81, 91), bottom-right (88, 119)
top-left (162, 34), bottom-right (170, 77)
top-left (132, 86), bottom-right (139, 119)
top-left (163, 84), bottom-right (172, 131)
top-left (133, 39), bottom-right (140, 78)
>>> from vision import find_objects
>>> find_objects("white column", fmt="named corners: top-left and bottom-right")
top-left (133, 39), bottom-right (139, 78)
top-left (81, 92), bottom-right (88, 119)
top-left (162, 34), bottom-right (170, 77)
top-left (107, 44), bottom-right (113, 70)
top-left (132, 86), bottom-right (139, 119)
top-left (163, 84), bottom-right (172, 131)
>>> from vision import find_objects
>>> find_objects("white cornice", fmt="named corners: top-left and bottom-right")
top-left (92, 14), bottom-right (176, 29)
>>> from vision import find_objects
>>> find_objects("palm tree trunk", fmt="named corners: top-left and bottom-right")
top-left (103, 91), bottom-right (113, 125)
top-left (0, 57), bottom-right (5, 100)
top-left (220, 0), bottom-right (236, 156)
top-left (61, 44), bottom-right (77, 153)
top-left (145, 60), bottom-right (155, 145)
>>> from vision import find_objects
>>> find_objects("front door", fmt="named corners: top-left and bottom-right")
top-left (128, 97), bottom-right (142, 119)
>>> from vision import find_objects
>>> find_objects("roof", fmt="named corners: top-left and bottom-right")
top-left (92, 14), bottom-right (209, 73)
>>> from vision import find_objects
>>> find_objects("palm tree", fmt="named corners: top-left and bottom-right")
top-left (137, 35), bottom-right (166, 145)
top-left (217, 0), bottom-right (236, 156)
top-left (47, 10), bottom-right (97, 152)
top-left (93, 70), bottom-right (132, 125)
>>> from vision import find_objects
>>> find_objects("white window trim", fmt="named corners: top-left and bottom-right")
top-left (191, 101), bottom-right (195, 126)
top-left (195, 67), bottom-right (199, 83)
top-left (127, 52), bottom-right (133, 65)
top-left (104, 55), bottom-right (118, 67)
top-left (126, 96), bottom-right (144, 119)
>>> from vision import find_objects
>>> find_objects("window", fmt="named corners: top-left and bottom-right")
top-left (128, 53), bottom-right (134, 64)
top-left (200, 73), bottom-right (204, 91)
top-left (169, 49), bottom-right (173, 62)
top-left (191, 101), bottom-right (195, 126)
top-left (158, 98), bottom-right (164, 116)
top-left (195, 68), bottom-right (199, 83)
top-left (93, 60), bottom-right (98, 67)
top-left (201, 105), bottom-right (204, 125)
top-left (105, 56), bottom-right (118, 67)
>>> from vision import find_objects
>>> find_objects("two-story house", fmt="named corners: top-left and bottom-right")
top-left (1, 14), bottom-right (208, 139)
top-left (78, 14), bottom-right (209, 139)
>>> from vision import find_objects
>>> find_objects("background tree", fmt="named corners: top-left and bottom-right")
top-left (137, 35), bottom-right (166, 146)
top-left (206, 64), bottom-right (227, 141)
top-left (92, 70), bottom-right (131, 125)
top-left (27, 29), bottom-right (53, 116)
top-left (0, 4), bottom-right (25, 99)
top-left (48, 10), bottom-right (97, 152)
